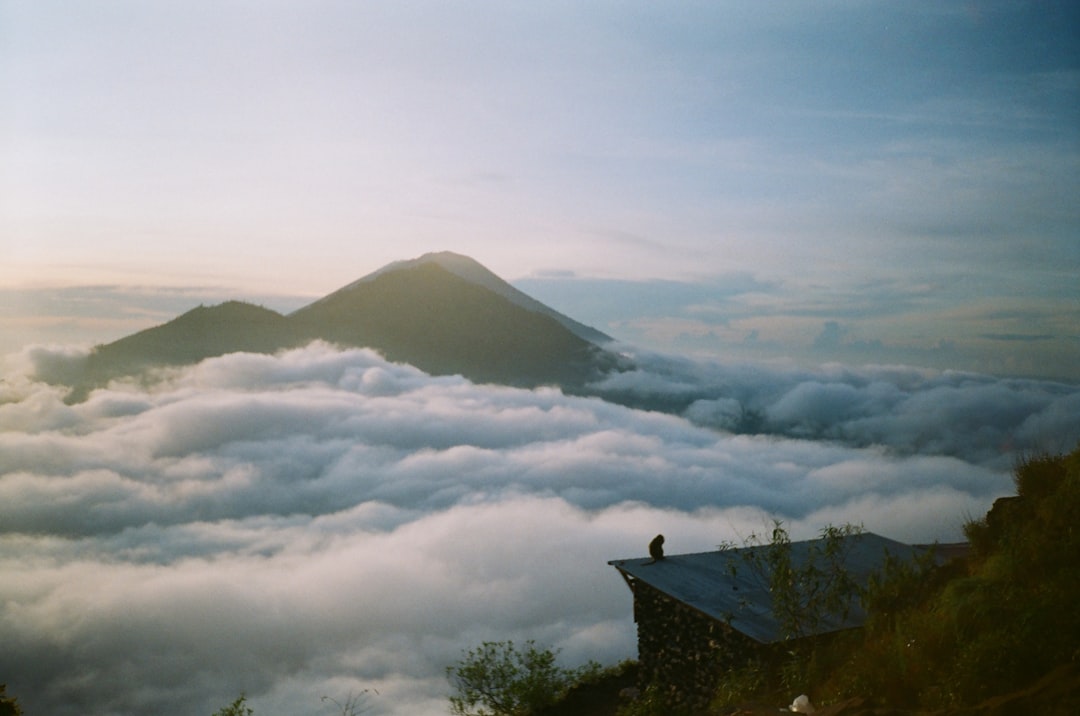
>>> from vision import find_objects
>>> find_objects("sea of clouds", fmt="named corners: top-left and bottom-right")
top-left (2, 342), bottom-right (1077, 715)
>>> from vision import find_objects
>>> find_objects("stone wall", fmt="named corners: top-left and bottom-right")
top-left (633, 579), bottom-right (758, 711)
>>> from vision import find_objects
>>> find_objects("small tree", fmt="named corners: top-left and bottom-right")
top-left (0, 684), bottom-right (22, 716)
top-left (447, 640), bottom-right (600, 716)
top-left (728, 520), bottom-right (863, 641)
top-left (321, 689), bottom-right (376, 716)
top-left (212, 694), bottom-right (253, 716)
top-left (716, 521), bottom-right (864, 700)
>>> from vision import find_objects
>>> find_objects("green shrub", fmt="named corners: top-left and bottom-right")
top-left (829, 445), bottom-right (1080, 708)
top-left (0, 684), bottom-right (22, 716)
top-left (212, 695), bottom-right (253, 716)
top-left (447, 640), bottom-right (601, 716)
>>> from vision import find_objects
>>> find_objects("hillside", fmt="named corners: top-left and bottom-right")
top-left (290, 259), bottom-right (609, 387)
top-left (596, 446), bottom-right (1080, 716)
top-left (63, 254), bottom-right (620, 400)
top-left (71, 301), bottom-right (297, 401)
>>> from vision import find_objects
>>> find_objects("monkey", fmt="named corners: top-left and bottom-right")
top-left (645, 534), bottom-right (665, 564)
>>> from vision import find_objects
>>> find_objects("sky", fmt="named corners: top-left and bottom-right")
top-left (2, 2), bottom-right (1080, 715)
top-left (2, 0), bottom-right (1078, 379)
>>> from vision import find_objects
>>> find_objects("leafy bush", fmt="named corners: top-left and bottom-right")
top-left (709, 521), bottom-right (864, 705)
top-left (0, 684), bottom-right (22, 716)
top-left (727, 521), bottom-right (864, 642)
top-left (828, 445), bottom-right (1080, 708)
top-left (447, 639), bottom-right (601, 716)
top-left (618, 683), bottom-right (693, 716)
top-left (212, 695), bottom-right (253, 716)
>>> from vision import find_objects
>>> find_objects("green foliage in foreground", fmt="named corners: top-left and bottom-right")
top-left (708, 522), bottom-right (866, 707)
top-left (447, 640), bottom-right (602, 716)
top-left (726, 521), bottom-right (864, 642)
top-left (829, 445), bottom-right (1080, 708)
top-left (212, 694), bottom-right (254, 716)
top-left (0, 684), bottom-right (22, 716)
top-left (744, 445), bottom-right (1080, 711)
top-left (210, 689), bottom-right (375, 716)
top-left (704, 445), bottom-right (1080, 712)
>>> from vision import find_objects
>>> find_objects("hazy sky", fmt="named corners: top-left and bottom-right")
top-left (2, 1), bottom-right (1078, 378)
top-left (3, 5), bottom-right (1080, 713)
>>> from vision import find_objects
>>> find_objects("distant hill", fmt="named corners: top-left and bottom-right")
top-left (70, 301), bottom-right (300, 401)
top-left (66, 253), bottom-right (622, 400)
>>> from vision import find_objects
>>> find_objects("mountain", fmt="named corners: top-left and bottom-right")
top-left (70, 301), bottom-right (299, 402)
top-left (289, 256), bottom-right (613, 386)
top-left (66, 253), bottom-right (621, 400)
top-left (319, 251), bottom-right (612, 344)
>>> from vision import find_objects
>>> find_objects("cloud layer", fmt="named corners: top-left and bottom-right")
top-left (592, 348), bottom-right (1080, 469)
top-left (4, 343), bottom-right (1075, 714)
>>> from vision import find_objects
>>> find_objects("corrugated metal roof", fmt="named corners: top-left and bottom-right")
top-left (608, 532), bottom-right (922, 644)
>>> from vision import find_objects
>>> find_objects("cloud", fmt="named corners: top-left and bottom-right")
top-left (3, 343), bottom-right (90, 387)
top-left (1, 343), bottom-right (1062, 714)
top-left (590, 349), bottom-right (1080, 469)
top-left (979, 333), bottom-right (1055, 342)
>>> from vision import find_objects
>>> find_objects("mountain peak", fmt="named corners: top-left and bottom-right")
top-left (302, 252), bottom-right (610, 345)
top-left (64, 253), bottom-right (621, 401)
top-left (321, 251), bottom-right (477, 295)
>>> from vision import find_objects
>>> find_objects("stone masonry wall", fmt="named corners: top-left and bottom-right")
top-left (633, 579), bottom-right (757, 712)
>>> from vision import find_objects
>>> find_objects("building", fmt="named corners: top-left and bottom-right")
top-left (608, 532), bottom-right (926, 709)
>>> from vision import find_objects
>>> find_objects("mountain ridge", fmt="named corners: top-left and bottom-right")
top-left (68, 254), bottom-right (622, 401)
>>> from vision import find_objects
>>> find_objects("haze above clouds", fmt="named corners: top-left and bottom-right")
top-left (3, 343), bottom-right (1079, 715)
top-left (2, 1), bottom-right (1078, 377)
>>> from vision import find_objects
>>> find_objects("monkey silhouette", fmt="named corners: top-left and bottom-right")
top-left (645, 534), bottom-right (665, 564)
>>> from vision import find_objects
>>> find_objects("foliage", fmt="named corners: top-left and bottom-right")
top-left (861, 543), bottom-right (942, 631)
top-left (212, 694), bottom-right (254, 716)
top-left (447, 639), bottom-right (602, 716)
top-left (825, 445), bottom-right (1080, 708)
top-left (709, 657), bottom-right (769, 708)
top-left (0, 684), bottom-right (22, 716)
top-left (728, 521), bottom-right (864, 641)
top-left (617, 683), bottom-right (692, 716)
top-left (710, 521), bottom-right (864, 704)
top-left (321, 689), bottom-right (377, 715)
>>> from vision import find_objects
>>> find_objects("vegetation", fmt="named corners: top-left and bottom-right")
top-left (822, 446), bottom-right (1080, 709)
top-left (709, 522), bottom-right (866, 706)
top-left (320, 690), bottom-right (377, 716)
top-left (211, 694), bottom-right (253, 716)
top-left (705, 445), bottom-right (1080, 712)
top-left (208, 690), bottom-right (375, 716)
top-left (0, 684), bottom-right (22, 716)
top-left (446, 640), bottom-right (602, 716)
top-left (726, 521), bottom-right (864, 641)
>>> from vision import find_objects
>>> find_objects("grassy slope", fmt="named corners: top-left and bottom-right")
top-left (576, 446), bottom-right (1080, 716)
top-left (821, 446), bottom-right (1080, 710)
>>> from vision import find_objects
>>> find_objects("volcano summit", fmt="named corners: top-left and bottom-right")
top-left (69, 252), bottom-right (622, 400)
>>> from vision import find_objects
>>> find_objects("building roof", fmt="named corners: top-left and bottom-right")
top-left (608, 532), bottom-right (923, 644)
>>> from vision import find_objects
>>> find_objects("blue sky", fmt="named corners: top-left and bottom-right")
top-left (2, 1), bottom-right (1078, 379)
